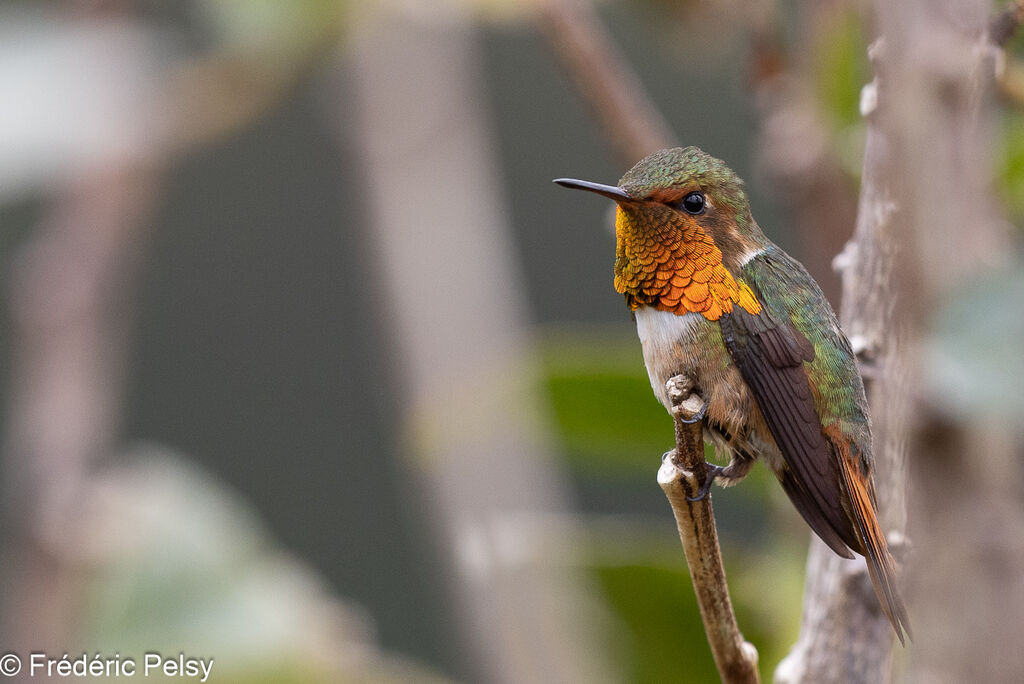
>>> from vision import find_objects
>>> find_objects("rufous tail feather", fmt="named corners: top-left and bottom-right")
top-left (839, 457), bottom-right (913, 645)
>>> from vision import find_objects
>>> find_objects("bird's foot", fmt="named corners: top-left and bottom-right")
top-left (686, 463), bottom-right (725, 502)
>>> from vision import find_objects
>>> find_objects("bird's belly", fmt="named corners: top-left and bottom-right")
top-left (634, 308), bottom-right (709, 405)
top-left (634, 307), bottom-right (780, 467)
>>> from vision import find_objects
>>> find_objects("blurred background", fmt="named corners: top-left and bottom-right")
top-left (0, 0), bottom-right (1021, 682)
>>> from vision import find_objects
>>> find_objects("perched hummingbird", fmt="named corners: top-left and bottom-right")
top-left (555, 147), bottom-right (911, 643)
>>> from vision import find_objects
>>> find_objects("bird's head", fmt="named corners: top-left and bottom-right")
top-left (555, 147), bottom-right (766, 320)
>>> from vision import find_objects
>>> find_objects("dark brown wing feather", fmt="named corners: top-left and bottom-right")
top-left (719, 305), bottom-right (861, 557)
top-left (777, 468), bottom-right (854, 559)
top-left (721, 304), bottom-right (911, 643)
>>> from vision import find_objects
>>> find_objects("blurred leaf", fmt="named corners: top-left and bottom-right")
top-left (196, 0), bottom-right (345, 59)
top-left (998, 109), bottom-right (1024, 223)
top-left (594, 563), bottom-right (719, 683)
top-left (459, 0), bottom-right (541, 23)
top-left (547, 370), bottom-right (673, 468)
top-left (728, 544), bottom-right (805, 677)
top-left (811, 9), bottom-right (869, 131)
top-left (539, 330), bottom-right (681, 473)
top-left (592, 547), bottom-right (804, 683)
top-left (0, 12), bottom-right (165, 197)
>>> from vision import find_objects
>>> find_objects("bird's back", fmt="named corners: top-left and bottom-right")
top-left (732, 244), bottom-right (910, 642)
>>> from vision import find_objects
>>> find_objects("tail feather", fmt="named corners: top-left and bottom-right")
top-left (838, 456), bottom-right (913, 644)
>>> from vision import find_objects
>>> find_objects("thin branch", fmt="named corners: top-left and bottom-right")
top-left (536, 0), bottom-right (675, 165)
top-left (1, 162), bottom-right (160, 654)
top-left (658, 375), bottom-right (760, 684)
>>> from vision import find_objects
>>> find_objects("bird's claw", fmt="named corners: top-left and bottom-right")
top-left (686, 463), bottom-right (724, 502)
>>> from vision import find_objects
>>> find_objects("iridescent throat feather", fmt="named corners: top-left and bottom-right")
top-left (614, 205), bottom-right (761, 321)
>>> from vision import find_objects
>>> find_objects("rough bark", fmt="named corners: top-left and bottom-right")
top-left (880, 1), bottom-right (1024, 681)
top-left (780, 0), bottom-right (1019, 681)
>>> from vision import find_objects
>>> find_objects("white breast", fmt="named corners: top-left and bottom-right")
top-left (634, 307), bottom-right (704, 407)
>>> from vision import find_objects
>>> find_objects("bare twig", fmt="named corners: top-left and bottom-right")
top-left (658, 375), bottom-right (760, 684)
top-left (536, 0), bottom-right (675, 165)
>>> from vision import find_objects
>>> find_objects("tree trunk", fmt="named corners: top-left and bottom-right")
top-left (780, 0), bottom-right (1021, 681)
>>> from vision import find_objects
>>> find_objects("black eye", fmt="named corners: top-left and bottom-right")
top-left (679, 192), bottom-right (705, 215)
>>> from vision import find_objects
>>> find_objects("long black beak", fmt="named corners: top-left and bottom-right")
top-left (553, 178), bottom-right (634, 202)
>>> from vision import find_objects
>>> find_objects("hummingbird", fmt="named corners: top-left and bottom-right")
top-left (555, 146), bottom-right (911, 644)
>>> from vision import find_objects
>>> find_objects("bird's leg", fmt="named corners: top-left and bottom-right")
top-left (686, 448), bottom-right (757, 501)
top-left (715, 452), bottom-right (756, 487)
